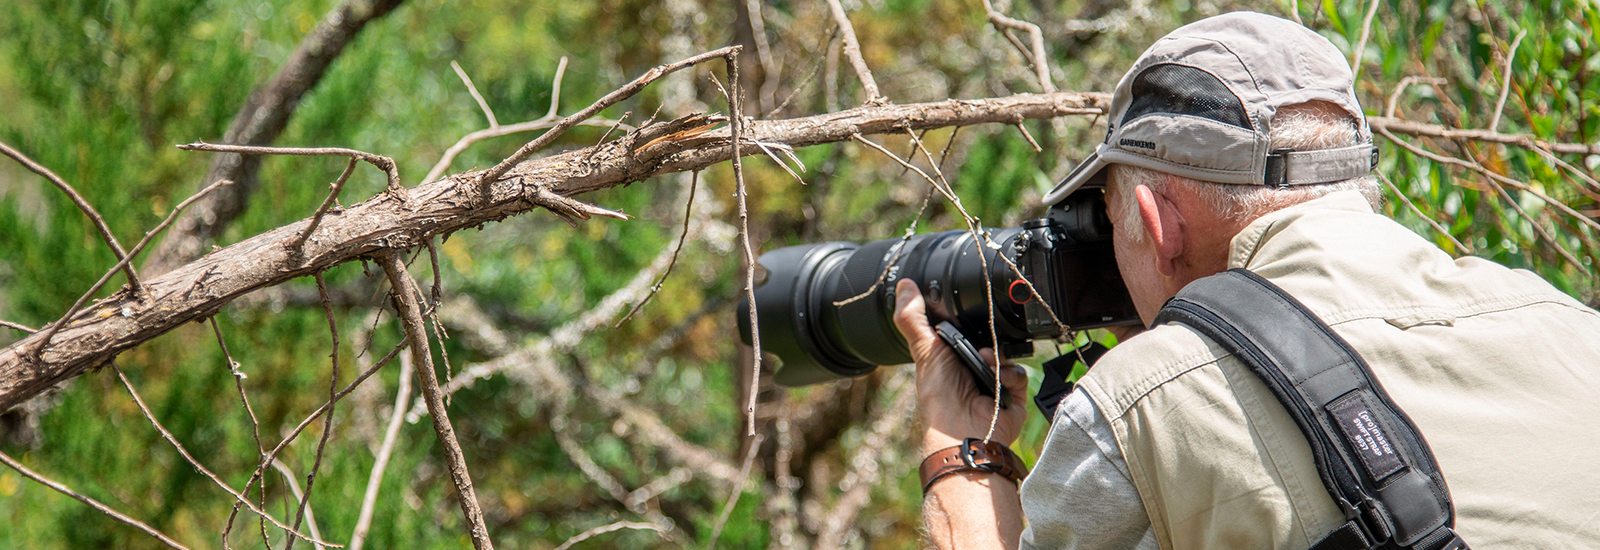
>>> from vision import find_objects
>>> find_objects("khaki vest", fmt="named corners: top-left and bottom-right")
top-left (1076, 191), bottom-right (1600, 550)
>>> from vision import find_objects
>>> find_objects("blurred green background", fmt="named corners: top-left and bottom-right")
top-left (1, 0), bottom-right (1594, 548)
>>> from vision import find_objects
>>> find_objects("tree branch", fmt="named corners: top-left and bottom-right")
top-left (379, 252), bottom-right (494, 550)
top-left (0, 89), bottom-right (1111, 411)
top-left (0, 141), bottom-right (141, 294)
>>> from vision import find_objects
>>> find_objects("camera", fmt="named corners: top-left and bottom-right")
top-left (736, 185), bottom-right (1139, 393)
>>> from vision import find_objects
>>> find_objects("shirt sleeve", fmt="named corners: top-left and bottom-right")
top-left (1019, 389), bottom-right (1157, 550)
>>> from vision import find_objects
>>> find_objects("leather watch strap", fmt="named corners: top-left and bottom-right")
top-left (919, 438), bottom-right (1029, 495)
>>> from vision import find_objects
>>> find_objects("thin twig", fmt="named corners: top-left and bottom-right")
top-left (30, 178), bottom-right (233, 362)
top-left (1, 320), bottom-right (36, 333)
top-left (178, 142), bottom-right (405, 199)
top-left (111, 363), bottom-right (340, 548)
top-left (0, 141), bottom-right (141, 295)
top-left (823, 0), bottom-right (885, 104)
top-left (1350, 0), bottom-right (1381, 83)
top-left (347, 346), bottom-right (414, 550)
top-left (1376, 172), bottom-right (1473, 254)
top-left (212, 315), bottom-right (271, 549)
top-left (980, 0), bottom-right (1056, 92)
top-left (423, 113), bottom-right (629, 183)
top-left (706, 433), bottom-right (763, 550)
top-left (1488, 29), bottom-right (1527, 133)
top-left (270, 459), bottom-right (327, 550)
top-left (283, 273), bottom-right (343, 550)
top-left (379, 252), bottom-right (494, 550)
top-left (0, 450), bottom-right (191, 550)
top-left (832, 183), bottom-right (936, 307)
top-left (451, 60), bottom-right (499, 128)
top-left (616, 170), bottom-right (701, 326)
top-left (1014, 122), bottom-right (1042, 152)
top-left (289, 158), bottom-right (358, 253)
top-left (548, 56), bottom-right (569, 119)
top-left (1370, 116), bottom-right (1600, 156)
top-left (476, 47), bottom-right (740, 190)
top-left (226, 340), bottom-right (407, 539)
top-left (1384, 76), bottom-right (1449, 118)
top-left (1376, 127), bottom-right (1600, 233)
top-left (726, 53), bottom-right (764, 438)
top-left (554, 521), bottom-right (666, 550)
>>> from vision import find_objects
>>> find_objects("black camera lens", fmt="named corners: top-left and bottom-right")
top-left (737, 190), bottom-right (1138, 387)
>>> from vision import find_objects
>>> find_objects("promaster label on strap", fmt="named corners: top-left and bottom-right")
top-left (1327, 392), bottom-right (1405, 482)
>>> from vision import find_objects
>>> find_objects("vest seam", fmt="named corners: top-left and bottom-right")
top-left (1320, 294), bottom-right (1595, 326)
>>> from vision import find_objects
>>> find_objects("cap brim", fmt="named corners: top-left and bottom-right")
top-left (1042, 151), bottom-right (1108, 206)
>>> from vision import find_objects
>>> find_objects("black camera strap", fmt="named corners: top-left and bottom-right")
top-left (1152, 269), bottom-right (1467, 550)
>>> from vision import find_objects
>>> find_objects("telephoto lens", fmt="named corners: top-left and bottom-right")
top-left (737, 189), bottom-right (1139, 387)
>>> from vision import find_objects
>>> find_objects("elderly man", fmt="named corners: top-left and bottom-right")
top-left (894, 11), bottom-right (1600, 550)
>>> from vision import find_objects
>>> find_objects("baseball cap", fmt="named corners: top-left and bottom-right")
top-left (1043, 11), bottom-right (1378, 205)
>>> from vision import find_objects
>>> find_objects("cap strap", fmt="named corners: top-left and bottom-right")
top-left (1264, 144), bottom-right (1379, 187)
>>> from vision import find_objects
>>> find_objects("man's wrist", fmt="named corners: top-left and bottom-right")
top-left (921, 429), bottom-right (966, 458)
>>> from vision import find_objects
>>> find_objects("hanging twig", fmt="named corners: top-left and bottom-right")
top-left (379, 251), bottom-right (494, 550)
top-left (822, 0), bottom-right (886, 104)
top-left (616, 170), bottom-right (702, 326)
top-left (110, 363), bottom-right (339, 548)
top-left (725, 51), bottom-right (765, 438)
top-left (0, 141), bottom-right (142, 295)
top-left (0, 450), bottom-right (192, 550)
top-left (282, 273), bottom-right (345, 550)
top-left (212, 315), bottom-right (272, 549)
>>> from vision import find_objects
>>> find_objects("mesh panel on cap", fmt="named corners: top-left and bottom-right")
top-left (1120, 63), bottom-right (1252, 130)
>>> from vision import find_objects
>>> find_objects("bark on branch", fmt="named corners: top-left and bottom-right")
top-left (0, 90), bottom-right (1110, 411)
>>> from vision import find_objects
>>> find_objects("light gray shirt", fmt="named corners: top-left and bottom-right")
top-left (1019, 389), bottom-right (1156, 550)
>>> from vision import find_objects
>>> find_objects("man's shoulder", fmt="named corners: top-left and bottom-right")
top-left (1075, 323), bottom-right (1234, 419)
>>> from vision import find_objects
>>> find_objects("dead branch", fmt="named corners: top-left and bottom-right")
top-left (0, 89), bottom-right (1111, 412)
top-left (725, 52), bottom-right (764, 439)
top-left (212, 315), bottom-right (272, 549)
top-left (0, 449), bottom-right (191, 550)
top-left (111, 363), bottom-right (338, 547)
top-left (554, 521), bottom-right (666, 550)
top-left (823, 0), bottom-right (885, 105)
top-left (1350, 0), bottom-right (1381, 83)
top-left (347, 347), bottom-right (413, 550)
top-left (451, 60), bottom-right (499, 128)
top-left (1, 321), bottom-right (36, 334)
top-left (1489, 30), bottom-right (1527, 133)
top-left (379, 252), bottom-right (494, 550)
top-left (1369, 116), bottom-right (1600, 156)
top-left (177, 143), bottom-right (404, 199)
top-left (148, 0), bottom-right (408, 273)
top-left (0, 141), bottom-right (141, 294)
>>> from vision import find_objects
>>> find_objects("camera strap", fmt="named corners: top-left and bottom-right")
top-left (1152, 269), bottom-right (1468, 550)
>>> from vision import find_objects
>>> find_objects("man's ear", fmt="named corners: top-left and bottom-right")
top-left (1134, 184), bottom-right (1185, 277)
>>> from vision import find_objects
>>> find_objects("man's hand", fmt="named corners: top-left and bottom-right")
top-left (894, 278), bottom-right (1026, 549)
top-left (893, 278), bottom-right (1029, 455)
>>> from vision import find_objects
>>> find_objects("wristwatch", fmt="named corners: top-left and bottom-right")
top-left (919, 437), bottom-right (1029, 495)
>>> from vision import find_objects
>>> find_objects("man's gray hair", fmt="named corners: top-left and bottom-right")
top-left (1109, 101), bottom-right (1382, 242)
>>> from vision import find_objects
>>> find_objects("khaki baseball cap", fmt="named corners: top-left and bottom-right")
top-left (1043, 11), bottom-right (1378, 205)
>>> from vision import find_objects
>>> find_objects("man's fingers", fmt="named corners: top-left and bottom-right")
top-left (893, 279), bottom-right (935, 347)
